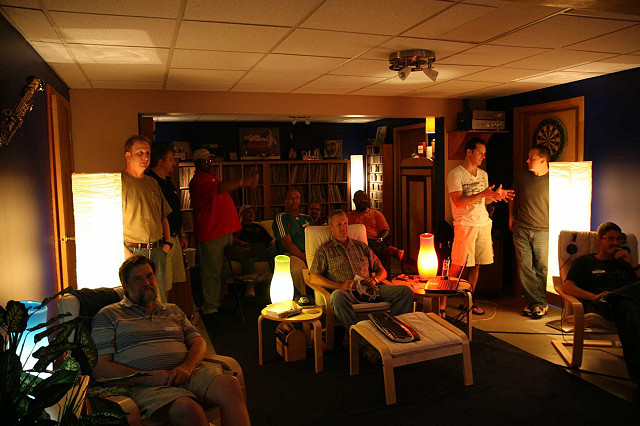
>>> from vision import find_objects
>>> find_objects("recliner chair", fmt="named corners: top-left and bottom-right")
top-left (302, 224), bottom-right (392, 351)
top-left (57, 288), bottom-right (247, 425)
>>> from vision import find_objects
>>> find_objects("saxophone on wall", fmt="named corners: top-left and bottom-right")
top-left (0, 76), bottom-right (44, 147)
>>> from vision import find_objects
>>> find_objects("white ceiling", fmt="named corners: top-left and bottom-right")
top-left (2, 0), bottom-right (640, 101)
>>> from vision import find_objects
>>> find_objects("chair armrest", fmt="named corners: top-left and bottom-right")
top-left (203, 355), bottom-right (246, 404)
top-left (553, 276), bottom-right (584, 316)
top-left (88, 394), bottom-right (142, 426)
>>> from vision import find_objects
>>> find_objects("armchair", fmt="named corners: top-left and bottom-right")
top-left (57, 288), bottom-right (246, 425)
top-left (302, 224), bottom-right (392, 351)
top-left (550, 230), bottom-right (638, 368)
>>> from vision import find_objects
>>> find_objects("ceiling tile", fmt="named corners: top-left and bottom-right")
top-left (91, 80), bottom-right (164, 89)
top-left (414, 80), bottom-right (501, 93)
top-left (0, 1), bottom-right (41, 8)
top-left (253, 54), bottom-right (347, 73)
top-left (292, 85), bottom-right (353, 94)
top-left (462, 81), bottom-right (554, 98)
top-left (566, 24), bottom-right (640, 54)
top-left (50, 12), bottom-right (175, 47)
top-left (371, 74), bottom-right (435, 89)
top-left (439, 44), bottom-right (548, 66)
top-left (563, 8), bottom-right (640, 21)
top-left (273, 29), bottom-right (388, 58)
top-left (238, 70), bottom-right (319, 86)
top-left (328, 59), bottom-right (396, 78)
top-left (516, 70), bottom-right (603, 84)
top-left (44, 0), bottom-right (182, 18)
top-left (301, 0), bottom-right (450, 35)
top-left (31, 41), bottom-right (74, 63)
top-left (562, 55), bottom-right (640, 73)
top-left (176, 21), bottom-right (289, 52)
top-left (65, 80), bottom-right (92, 89)
top-left (68, 45), bottom-right (168, 65)
top-left (81, 63), bottom-right (166, 81)
top-left (2, 7), bottom-right (60, 42)
top-left (428, 64), bottom-right (490, 80)
top-left (167, 68), bottom-right (245, 86)
top-left (404, 3), bottom-right (494, 38)
top-left (349, 87), bottom-right (417, 96)
top-left (461, 67), bottom-right (547, 82)
top-left (363, 38), bottom-right (475, 61)
top-left (183, 0), bottom-right (323, 26)
top-left (49, 62), bottom-right (86, 81)
top-left (301, 74), bottom-right (386, 89)
top-left (490, 15), bottom-right (634, 49)
top-left (505, 49), bottom-right (614, 71)
top-left (165, 81), bottom-right (236, 91)
top-left (440, 2), bottom-right (564, 43)
top-left (171, 50), bottom-right (263, 70)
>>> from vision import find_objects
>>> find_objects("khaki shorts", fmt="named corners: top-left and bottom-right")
top-left (451, 223), bottom-right (493, 267)
top-left (165, 235), bottom-right (187, 291)
top-left (130, 362), bottom-right (224, 419)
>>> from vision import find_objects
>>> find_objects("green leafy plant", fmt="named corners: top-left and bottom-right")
top-left (0, 286), bottom-right (128, 425)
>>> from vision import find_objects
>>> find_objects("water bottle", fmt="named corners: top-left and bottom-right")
top-left (442, 258), bottom-right (450, 279)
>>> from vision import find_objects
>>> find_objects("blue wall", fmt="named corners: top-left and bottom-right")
top-left (487, 67), bottom-right (640, 236)
top-left (0, 14), bottom-right (69, 302)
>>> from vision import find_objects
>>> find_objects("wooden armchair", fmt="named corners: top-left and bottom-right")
top-left (302, 224), bottom-right (391, 351)
top-left (550, 230), bottom-right (637, 368)
top-left (57, 288), bottom-right (246, 425)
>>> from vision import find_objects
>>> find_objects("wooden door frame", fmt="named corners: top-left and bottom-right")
top-left (47, 84), bottom-right (75, 292)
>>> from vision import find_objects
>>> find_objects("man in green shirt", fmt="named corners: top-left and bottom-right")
top-left (272, 189), bottom-right (315, 296)
top-left (509, 145), bottom-right (550, 319)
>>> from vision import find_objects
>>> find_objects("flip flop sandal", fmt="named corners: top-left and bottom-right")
top-left (471, 305), bottom-right (485, 315)
top-left (438, 310), bottom-right (447, 319)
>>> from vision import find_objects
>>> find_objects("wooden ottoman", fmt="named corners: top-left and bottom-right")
top-left (349, 312), bottom-right (473, 405)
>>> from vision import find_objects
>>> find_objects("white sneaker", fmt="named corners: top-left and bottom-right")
top-left (531, 305), bottom-right (549, 319)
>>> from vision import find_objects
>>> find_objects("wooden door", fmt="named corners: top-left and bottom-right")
top-left (399, 158), bottom-right (434, 261)
top-left (47, 85), bottom-right (76, 292)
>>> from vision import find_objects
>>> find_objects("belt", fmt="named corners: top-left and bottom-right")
top-left (124, 241), bottom-right (160, 249)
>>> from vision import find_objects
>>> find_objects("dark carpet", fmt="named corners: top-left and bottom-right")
top-left (203, 288), bottom-right (639, 425)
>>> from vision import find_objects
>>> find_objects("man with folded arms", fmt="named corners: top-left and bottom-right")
top-left (121, 135), bottom-right (172, 302)
top-left (92, 255), bottom-right (250, 425)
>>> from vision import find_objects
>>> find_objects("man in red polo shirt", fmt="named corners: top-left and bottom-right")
top-left (189, 148), bottom-right (257, 317)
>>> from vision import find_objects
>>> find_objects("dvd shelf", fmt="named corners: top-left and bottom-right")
top-left (365, 144), bottom-right (393, 226)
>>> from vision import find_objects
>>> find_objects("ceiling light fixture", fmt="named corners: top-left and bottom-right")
top-left (388, 49), bottom-right (438, 82)
top-left (289, 115), bottom-right (311, 125)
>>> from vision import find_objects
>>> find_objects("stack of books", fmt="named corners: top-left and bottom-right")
top-left (265, 300), bottom-right (302, 318)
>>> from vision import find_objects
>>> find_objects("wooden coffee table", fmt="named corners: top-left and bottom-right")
top-left (389, 277), bottom-right (473, 341)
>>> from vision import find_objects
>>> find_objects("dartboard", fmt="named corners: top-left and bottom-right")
top-left (533, 118), bottom-right (567, 161)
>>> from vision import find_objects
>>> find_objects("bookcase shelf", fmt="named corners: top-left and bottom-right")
top-left (365, 144), bottom-right (393, 226)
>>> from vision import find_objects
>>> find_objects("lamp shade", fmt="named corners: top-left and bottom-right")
top-left (270, 255), bottom-right (294, 304)
top-left (425, 116), bottom-right (436, 134)
top-left (548, 161), bottom-right (592, 291)
top-left (350, 155), bottom-right (364, 210)
top-left (417, 233), bottom-right (438, 279)
top-left (72, 173), bottom-right (124, 289)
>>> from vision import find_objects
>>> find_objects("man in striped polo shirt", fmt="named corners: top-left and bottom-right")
top-left (91, 255), bottom-right (250, 425)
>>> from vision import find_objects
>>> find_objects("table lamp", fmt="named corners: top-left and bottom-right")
top-left (270, 255), bottom-right (294, 304)
top-left (417, 233), bottom-right (438, 281)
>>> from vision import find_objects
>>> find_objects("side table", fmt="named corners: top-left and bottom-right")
top-left (390, 277), bottom-right (473, 341)
top-left (258, 306), bottom-right (324, 373)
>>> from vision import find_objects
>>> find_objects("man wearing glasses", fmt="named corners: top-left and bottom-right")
top-left (564, 221), bottom-right (640, 388)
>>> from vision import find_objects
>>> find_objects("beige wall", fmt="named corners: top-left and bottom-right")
top-left (70, 89), bottom-right (463, 220)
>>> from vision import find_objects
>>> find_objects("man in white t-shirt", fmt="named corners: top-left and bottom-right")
top-left (445, 138), bottom-right (514, 315)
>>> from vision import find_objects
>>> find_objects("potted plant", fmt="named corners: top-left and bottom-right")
top-left (0, 286), bottom-right (130, 425)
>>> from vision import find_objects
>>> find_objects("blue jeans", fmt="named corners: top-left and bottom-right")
top-left (513, 226), bottom-right (548, 309)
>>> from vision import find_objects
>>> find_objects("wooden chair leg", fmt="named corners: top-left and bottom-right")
top-left (349, 327), bottom-right (359, 376)
top-left (461, 340), bottom-right (474, 386)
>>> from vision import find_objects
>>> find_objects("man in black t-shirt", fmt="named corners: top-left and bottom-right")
top-left (233, 205), bottom-right (276, 297)
top-left (564, 222), bottom-right (640, 386)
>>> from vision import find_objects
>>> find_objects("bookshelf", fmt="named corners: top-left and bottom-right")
top-left (173, 159), bottom-right (351, 243)
top-left (365, 144), bottom-right (393, 226)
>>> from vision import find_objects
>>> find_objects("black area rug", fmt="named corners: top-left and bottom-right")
top-left (203, 289), bottom-right (639, 425)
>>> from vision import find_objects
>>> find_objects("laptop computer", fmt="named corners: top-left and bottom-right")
top-left (425, 255), bottom-right (468, 293)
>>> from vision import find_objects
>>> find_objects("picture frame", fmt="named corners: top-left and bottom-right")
top-left (374, 126), bottom-right (388, 145)
top-left (229, 152), bottom-right (238, 161)
top-left (239, 127), bottom-right (280, 160)
top-left (323, 139), bottom-right (342, 159)
top-left (172, 141), bottom-right (192, 161)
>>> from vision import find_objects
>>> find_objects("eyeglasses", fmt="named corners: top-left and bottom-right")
top-left (601, 236), bottom-right (626, 243)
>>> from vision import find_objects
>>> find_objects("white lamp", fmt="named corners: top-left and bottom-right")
top-left (548, 161), bottom-right (592, 291)
top-left (270, 255), bottom-right (294, 304)
top-left (417, 233), bottom-right (439, 280)
top-left (72, 173), bottom-right (124, 289)
top-left (350, 154), bottom-right (364, 210)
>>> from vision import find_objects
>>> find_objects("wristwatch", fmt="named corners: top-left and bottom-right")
top-left (161, 240), bottom-right (173, 249)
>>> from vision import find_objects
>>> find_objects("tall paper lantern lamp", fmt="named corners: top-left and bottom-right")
top-left (417, 233), bottom-right (438, 280)
top-left (270, 255), bottom-right (294, 304)
top-left (425, 116), bottom-right (436, 134)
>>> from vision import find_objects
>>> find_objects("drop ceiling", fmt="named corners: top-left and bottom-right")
top-left (2, 0), bottom-right (639, 100)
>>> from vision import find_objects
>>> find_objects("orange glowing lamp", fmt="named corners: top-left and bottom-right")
top-left (417, 233), bottom-right (439, 280)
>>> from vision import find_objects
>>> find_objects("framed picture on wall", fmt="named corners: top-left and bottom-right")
top-left (238, 127), bottom-right (280, 160)
top-left (374, 126), bottom-right (388, 145)
top-left (323, 139), bottom-right (342, 159)
top-left (172, 141), bottom-right (192, 160)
